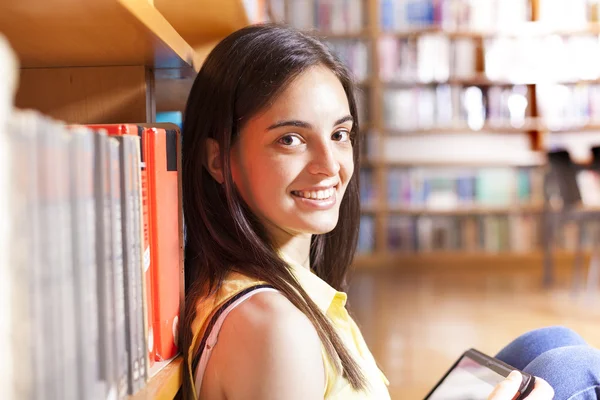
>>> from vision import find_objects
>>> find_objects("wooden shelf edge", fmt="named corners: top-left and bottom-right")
top-left (361, 204), bottom-right (544, 215)
top-left (118, 0), bottom-right (195, 69)
top-left (129, 356), bottom-right (183, 400)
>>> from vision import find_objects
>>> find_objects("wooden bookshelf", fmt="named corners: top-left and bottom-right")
top-left (275, 0), bottom-right (600, 267)
top-left (0, 0), bottom-right (195, 69)
top-left (1, 1), bottom-right (257, 398)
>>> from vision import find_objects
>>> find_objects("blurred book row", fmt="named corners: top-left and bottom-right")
top-left (537, 84), bottom-right (600, 128)
top-left (2, 112), bottom-right (183, 400)
top-left (358, 214), bottom-right (543, 254)
top-left (358, 214), bottom-right (600, 254)
top-left (382, 85), bottom-right (531, 131)
top-left (379, 0), bottom-right (597, 32)
top-left (284, 0), bottom-right (365, 33)
top-left (323, 39), bottom-right (370, 81)
top-left (378, 34), bottom-right (600, 84)
top-left (379, 35), bottom-right (477, 82)
top-left (361, 167), bottom-right (544, 208)
top-left (485, 36), bottom-right (600, 83)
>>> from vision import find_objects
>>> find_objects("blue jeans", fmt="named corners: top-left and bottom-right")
top-left (495, 326), bottom-right (600, 400)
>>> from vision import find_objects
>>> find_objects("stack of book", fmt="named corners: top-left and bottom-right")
top-left (2, 100), bottom-right (184, 399)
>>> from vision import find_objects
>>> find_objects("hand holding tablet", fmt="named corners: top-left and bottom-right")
top-left (488, 371), bottom-right (554, 400)
top-left (424, 349), bottom-right (554, 400)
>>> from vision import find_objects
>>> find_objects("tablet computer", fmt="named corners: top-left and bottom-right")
top-left (424, 348), bottom-right (536, 400)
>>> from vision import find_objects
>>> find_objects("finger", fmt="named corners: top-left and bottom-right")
top-left (522, 377), bottom-right (555, 399)
top-left (488, 370), bottom-right (522, 400)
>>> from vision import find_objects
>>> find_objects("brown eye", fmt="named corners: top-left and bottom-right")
top-left (278, 134), bottom-right (302, 146)
top-left (332, 130), bottom-right (350, 142)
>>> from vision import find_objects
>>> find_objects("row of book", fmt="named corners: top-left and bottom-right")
top-left (361, 167), bottom-right (544, 208)
top-left (537, 84), bottom-right (600, 128)
top-left (485, 36), bottom-right (600, 83)
top-left (379, 35), bottom-right (477, 83)
top-left (285, 0), bottom-right (365, 33)
top-left (2, 111), bottom-right (183, 399)
top-left (358, 214), bottom-right (600, 254)
top-left (383, 85), bottom-right (531, 131)
top-left (358, 214), bottom-right (544, 254)
top-left (379, 0), bottom-right (530, 32)
top-left (323, 40), bottom-right (370, 81)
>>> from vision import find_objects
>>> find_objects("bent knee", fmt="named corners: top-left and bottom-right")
top-left (524, 345), bottom-right (600, 400)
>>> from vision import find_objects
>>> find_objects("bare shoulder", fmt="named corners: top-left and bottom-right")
top-left (211, 290), bottom-right (325, 400)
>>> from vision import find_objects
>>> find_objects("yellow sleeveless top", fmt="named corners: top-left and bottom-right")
top-left (186, 255), bottom-right (391, 399)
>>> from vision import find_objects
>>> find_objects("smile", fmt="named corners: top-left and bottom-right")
top-left (291, 186), bottom-right (336, 200)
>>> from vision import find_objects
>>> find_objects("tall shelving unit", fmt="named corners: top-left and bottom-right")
top-left (278, 0), bottom-right (600, 270)
top-left (0, 1), bottom-right (262, 398)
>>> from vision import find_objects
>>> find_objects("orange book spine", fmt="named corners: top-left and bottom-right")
top-left (146, 127), bottom-right (181, 361)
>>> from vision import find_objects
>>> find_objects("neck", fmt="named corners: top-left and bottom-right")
top-left (275, 233), bottom-right (312, 270)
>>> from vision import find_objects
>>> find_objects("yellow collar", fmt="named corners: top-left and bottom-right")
top-left (278, 251), bottom-right (347, 313)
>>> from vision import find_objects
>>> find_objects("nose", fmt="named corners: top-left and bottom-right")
top-left (307, 140), bottom-right (340, 177)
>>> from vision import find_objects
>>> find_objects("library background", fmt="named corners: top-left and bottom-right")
top-left (1, 0), bottom-right (599, 399)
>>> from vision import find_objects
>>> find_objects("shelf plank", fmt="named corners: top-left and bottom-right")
top-left (382, 76), bottom-right (525, 87)
top-left (360, 157), bottom-right (546, 167)
top-left (383, 119), bottom-right (542, 135)
top-left (153, 0), bottom-right (250, 50)
top-left (383, 23), bottom-right (600, 39)
top-left (129, 356), bottom-right (183, 400)
top-left (0, 0), bottom-right (195, 69)
top-left (352, 250), bottom-right (585, 270)
top-left (361, 204), bottom-right (544, 216)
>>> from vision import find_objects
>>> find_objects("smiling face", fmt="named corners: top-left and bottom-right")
top-left (230, 65), bottom-right (355, 242)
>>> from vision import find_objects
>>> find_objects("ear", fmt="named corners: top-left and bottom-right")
top-left (204, 138), bottom-right (224, 184)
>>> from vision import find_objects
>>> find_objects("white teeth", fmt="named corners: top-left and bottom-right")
top-left (294, 187), bottom-right (335, 200)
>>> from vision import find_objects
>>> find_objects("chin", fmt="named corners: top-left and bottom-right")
top-left (298, 218), bottom-right (339, 235)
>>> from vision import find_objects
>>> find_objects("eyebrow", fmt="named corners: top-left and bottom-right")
top-left (267, 115), bottom-right (354, 131)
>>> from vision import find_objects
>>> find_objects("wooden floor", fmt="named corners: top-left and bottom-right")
top-left (347, 264), bottom-right (600, 400)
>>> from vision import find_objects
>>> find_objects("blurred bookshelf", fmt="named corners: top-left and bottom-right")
top-left (274, 0), bottom-right (600, 269)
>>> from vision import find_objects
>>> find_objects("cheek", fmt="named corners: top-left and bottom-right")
top-left (340, 150), bottom-right (355, 188)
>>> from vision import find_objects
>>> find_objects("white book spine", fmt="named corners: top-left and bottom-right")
top-left (0, 33), bottom-right (17, 400)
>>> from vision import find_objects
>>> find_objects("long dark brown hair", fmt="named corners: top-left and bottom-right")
top-left (181, 23), bottom-right (365, 398)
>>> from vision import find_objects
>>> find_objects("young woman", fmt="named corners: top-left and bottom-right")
top-left (180, 24), bottom-right (599, 399)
